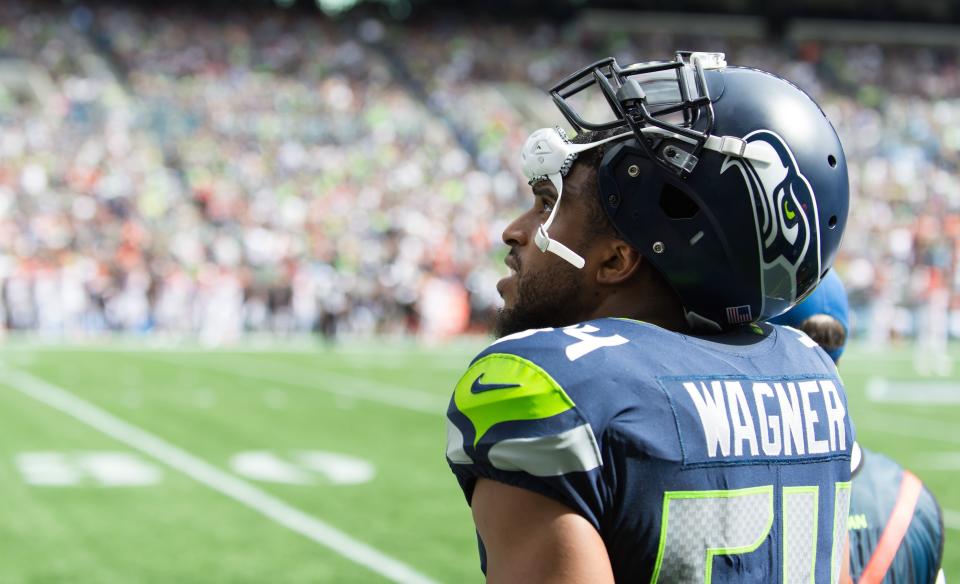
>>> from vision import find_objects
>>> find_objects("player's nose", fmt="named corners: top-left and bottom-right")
top-left (501, 211), bottom-right (531, 248)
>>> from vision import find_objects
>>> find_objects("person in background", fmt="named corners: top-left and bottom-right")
top-left (771, 270), bottom-right (946, 584)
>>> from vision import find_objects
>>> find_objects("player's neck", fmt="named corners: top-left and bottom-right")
top-left (586, 285), bottom-right (689, 332)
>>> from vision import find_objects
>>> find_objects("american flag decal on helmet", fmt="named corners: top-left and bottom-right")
top-left (726, 305), bottom-right (753, 324)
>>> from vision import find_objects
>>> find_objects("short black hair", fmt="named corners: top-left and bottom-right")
top-left (569, 128), bottom-right (623, 241)
top-left (798, 314), bottom-right (847, 353)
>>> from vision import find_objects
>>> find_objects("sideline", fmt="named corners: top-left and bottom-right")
top-left (0, 366), bottom-right (438, 584)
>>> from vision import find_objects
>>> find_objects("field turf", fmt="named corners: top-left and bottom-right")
top-left (0, 338), bottom-right (956, 582)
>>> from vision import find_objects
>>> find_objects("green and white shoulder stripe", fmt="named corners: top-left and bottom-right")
top-left (446, 353), bottom-right (602, 477)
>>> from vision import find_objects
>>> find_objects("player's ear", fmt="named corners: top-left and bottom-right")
top-left (595, 239), bottom-right (643, 285)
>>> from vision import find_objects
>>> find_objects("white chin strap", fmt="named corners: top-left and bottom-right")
top-left (534, 188), bottom-right (586, 268)
top-left (521, 127), bottom-right (631, 269)
top-left (644, 126), bottom-right (774, 165)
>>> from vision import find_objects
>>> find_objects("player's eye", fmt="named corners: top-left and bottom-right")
top-left (540, 197), bottom-right (555, 215)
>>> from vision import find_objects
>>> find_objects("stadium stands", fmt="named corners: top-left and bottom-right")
top-left (0, 2), bottom-right (957, 342)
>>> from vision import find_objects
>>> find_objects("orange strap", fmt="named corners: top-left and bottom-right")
top-left (857, 471), bottom-right (924, 584)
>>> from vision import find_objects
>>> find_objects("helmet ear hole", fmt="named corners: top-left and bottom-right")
top-left (659, 183), bottom-right (700, 219)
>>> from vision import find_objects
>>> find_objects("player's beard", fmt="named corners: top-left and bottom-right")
top-left (493, 258), bottom-right (588, 338)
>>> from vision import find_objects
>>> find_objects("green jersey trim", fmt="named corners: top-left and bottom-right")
top-left (453, 353), bottom-right (575, 447)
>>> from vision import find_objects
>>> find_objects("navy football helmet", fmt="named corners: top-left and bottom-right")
top-left (544, 52), bottom-right (849, 330)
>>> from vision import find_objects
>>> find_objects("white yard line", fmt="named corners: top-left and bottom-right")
top-left (142, 353), bottom-right (449, 415)
top-left (0, 366), bottom-right (438, 584)
top-left (0, 339), bottom-right (482, 361)
top-left (866, 377), bottom-right (960, 404)
top-left (855, 412), bottom-right (960, 446)
top-left (913, 452), bottom-right (960, 471)
top-left (941, 508), bottom-right (960, 531)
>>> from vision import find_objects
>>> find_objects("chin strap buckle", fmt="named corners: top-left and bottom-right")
top-left (704, 134), bottom-right (773, 165)
top-left (535, 225), bottom-right (586, 269)
top-left (717, 136), bottom-right (747, 157)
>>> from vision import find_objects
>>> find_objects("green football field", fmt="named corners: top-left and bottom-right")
top-left (0, 337), bottom-right (956, 583)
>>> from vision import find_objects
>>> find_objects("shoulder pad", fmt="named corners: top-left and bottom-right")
top-left (474, 322), bottom-right (631, 365)
top-left (446, 350), bottom-right (602, 477)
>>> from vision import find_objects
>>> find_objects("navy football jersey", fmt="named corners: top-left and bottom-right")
top-left (848, 448), bottom-right (944, 584)
top-left (446, 318), bottom-right (855, 583)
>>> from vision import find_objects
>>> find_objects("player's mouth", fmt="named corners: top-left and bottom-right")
top-left (496, 253), bottom-right (520, 300)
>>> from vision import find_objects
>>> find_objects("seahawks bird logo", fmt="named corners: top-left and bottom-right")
top-left (720, 130), bottom-right (821, 317)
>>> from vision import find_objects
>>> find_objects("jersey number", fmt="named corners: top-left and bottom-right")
top-left (651, 483), bottom-right (851, 584)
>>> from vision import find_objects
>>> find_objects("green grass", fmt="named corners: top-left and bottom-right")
top-left (0, 338), bottom-right (956, 582)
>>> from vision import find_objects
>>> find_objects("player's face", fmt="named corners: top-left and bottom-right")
top-left (494, 163), bottom-right (595, 338)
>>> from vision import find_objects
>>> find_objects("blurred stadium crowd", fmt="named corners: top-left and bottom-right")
top-left (0, 3), bottom-right (958, 343)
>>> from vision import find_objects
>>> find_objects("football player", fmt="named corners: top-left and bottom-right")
top-left (771, 271), bottom-right (946, 584)
top-left (446, 52), bottom-right (854, 582)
